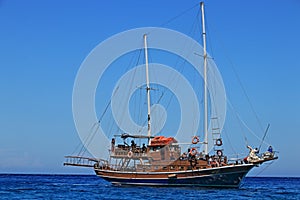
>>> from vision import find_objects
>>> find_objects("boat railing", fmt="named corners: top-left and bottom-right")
top-left (112, 146), bottom-right (148, 158)
top-left (64, 155), bottom-right (102, 167)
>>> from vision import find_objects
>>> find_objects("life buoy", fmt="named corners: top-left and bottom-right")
top-left (216, 150), bottom-right (223, 157)
top-left (127, 151), bottom-right (133, 158)
top-left (216, 138), bottom-right (223, 146)
top-left (189, 148), bottom-right (197, 156)
top-left (192, 136), bottom-right (200, 144)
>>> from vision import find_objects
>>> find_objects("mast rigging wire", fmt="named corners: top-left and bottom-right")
top-left (259, 123), bottom-right (270, 151)
top-left (159, 3), bottom-right (199, 28)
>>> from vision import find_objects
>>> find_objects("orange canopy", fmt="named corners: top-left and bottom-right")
top-left (149, 136), bottom-right (177, 147)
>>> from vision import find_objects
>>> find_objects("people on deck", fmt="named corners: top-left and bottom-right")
top-left (142, 143), bottom-right (147, 153)
top-left (268, 146), bottom-right (273, 153)
top-left (131, 140), bottom-right (136, 151)
top-left (111, 138), bottom-right (115, 153)
top-left (263, 145), bottom-right (274, 159)
top-left (247, 145), bottom-right (260, 161)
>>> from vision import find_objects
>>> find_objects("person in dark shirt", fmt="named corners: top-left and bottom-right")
top-left (142, 143), bottom-right (147, 153)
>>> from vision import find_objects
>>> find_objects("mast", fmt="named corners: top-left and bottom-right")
top-left (143, 34), bottom-right (151, 138)
top-left (201, 2), bottom-right (208, 155)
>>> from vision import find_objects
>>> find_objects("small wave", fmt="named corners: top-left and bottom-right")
top-left (71, 183), bottom-right (93, 186)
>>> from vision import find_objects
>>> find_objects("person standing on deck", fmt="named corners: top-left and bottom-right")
top-left (247, 145), bottom-right (260, 161)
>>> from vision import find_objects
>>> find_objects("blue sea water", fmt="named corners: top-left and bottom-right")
top-left (0, 174), bottom-right (299, 199)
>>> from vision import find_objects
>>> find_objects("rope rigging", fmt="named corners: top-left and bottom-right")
top-left (71, 2), bottom-right (270, 158)
top-left (159, 3), bottom-right (199, 28)
top-left (201, 11), bottom-right (273, 152)
top-left (206, 18), bottom-right (266, 136)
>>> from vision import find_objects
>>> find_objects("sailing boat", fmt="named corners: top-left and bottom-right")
top-left (64, 2), bottom-right (278, 187)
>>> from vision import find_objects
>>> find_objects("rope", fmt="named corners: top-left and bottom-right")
top-left (76, 122), bottom-right (100, 157)
top-left (227, 98), bottom-right (272, 149)
top-left (253, 161), bottom-right (275, 177)
top-left (259, 124), bottom-right (270, 151)
top-left (159, 3), bottom-right (199, 28)
top-left (78, 123), bottom-right (100, 157)
top-left (227, 99), bottom-right (249, 146)
top-left (71, 89), bottom-right (115, 157)
top-left (71, 122), bottom-right (98, 156)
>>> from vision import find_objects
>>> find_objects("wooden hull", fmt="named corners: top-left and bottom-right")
top-left (94, 164), bottom-right (254, 187)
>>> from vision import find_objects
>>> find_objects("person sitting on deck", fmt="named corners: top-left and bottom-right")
top-left (211, 156), bottom-right (219, 167)
top-left (263, 145), bottom-right (274, 159)
top-left (188, 149), bottom-right (197, 167)
top-left (268, 146), bottom-right (273, 153)
top-left (180, 152), bottom-right (187, 160)
top-left (208, 156), bottom-right (212, 166)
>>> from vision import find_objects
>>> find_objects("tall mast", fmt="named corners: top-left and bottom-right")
top-left (201, 2), bottom-right (208, 155)
top-left (143, 34), bottom-right (151, 138)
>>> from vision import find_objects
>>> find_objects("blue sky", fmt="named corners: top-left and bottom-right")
top-left (0, 0), bottom-right (299, 177)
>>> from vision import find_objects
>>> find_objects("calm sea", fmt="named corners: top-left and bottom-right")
top-left (0, 174), bottom-right (299, 199)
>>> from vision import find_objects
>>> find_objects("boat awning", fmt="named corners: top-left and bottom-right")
top-left (149, 136), bottom-right (178, 146)
top-left (114, 133), bottom-right (154, 139)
